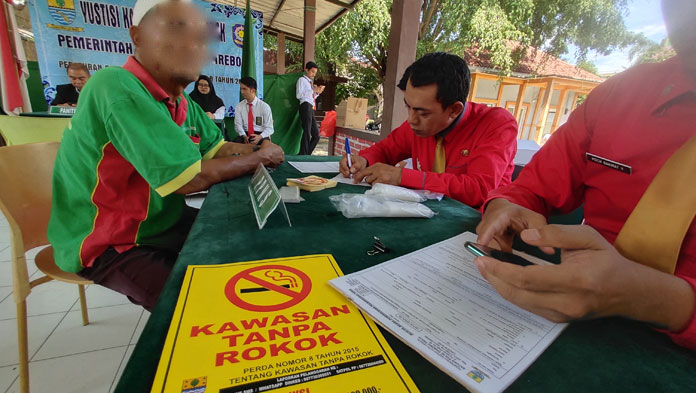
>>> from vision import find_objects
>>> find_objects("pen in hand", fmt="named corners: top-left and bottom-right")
top-left (345, 138), bottom-right (352, 178)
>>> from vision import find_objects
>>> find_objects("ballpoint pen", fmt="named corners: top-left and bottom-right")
top-left (345, 137), bottom-right (352, 178)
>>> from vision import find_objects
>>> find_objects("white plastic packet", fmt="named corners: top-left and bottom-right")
top-left (329, 194), bottom-right (435, 218)
top-left (422, 190), bottom-right (445, 201)
top-left (365, 183), bottom-right (444, 202)
top-left (365, 183), bottom-right (426, 202)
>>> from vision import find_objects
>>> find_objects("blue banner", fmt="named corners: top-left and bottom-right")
top-left (28, 0), bottom-right (263, 117)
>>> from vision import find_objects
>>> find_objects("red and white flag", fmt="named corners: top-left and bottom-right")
top-left (0, 0), bottom-right (31, 115)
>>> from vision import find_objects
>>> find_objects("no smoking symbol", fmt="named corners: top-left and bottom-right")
top-left (224, 265), bottom-right (312, 312)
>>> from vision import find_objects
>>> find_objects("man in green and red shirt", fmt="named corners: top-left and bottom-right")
top-left (47, 0), bottom-right (284, 310)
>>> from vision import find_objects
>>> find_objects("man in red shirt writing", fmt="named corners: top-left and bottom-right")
top-left (476, 0), bottom-right (696, 350)
top-left (339, 52), bottom-right (518, 209)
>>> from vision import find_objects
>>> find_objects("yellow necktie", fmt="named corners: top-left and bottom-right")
top-left (614, 132), bottom-right (696, 274)
top-left (432, 136), bottom-right (446, 174)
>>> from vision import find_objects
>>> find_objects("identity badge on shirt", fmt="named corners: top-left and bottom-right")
top-left (586, 152), bottom-right (632, 174)
top-left (255, 116), bottom-right (262, 126)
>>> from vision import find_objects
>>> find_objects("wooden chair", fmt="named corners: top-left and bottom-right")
top-left (0, 142), bottom-right (91, 393)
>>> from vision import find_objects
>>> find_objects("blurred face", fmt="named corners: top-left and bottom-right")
top-left (306, 67), bottom-right (318, 79)
top-left (68, 68), bottom-right (89, 90)
top-left (240, 83), bottom-right (256, 101)
top-left (662, 0), bottom-right (696, 76)
top-left (403, 79), bottom-right (463, 138)
top-left (130, 2), bottom-right (212, 86)
top-left (197, 79), bottom-right (210, 94)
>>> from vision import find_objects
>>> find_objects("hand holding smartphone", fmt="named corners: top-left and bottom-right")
top-left (464, 241), bottom-right (534, 267)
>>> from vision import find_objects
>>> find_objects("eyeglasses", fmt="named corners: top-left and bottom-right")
top-left (198, 83), bottom-right (210, 88)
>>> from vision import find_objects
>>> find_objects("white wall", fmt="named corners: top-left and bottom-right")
top-left (557, 92), bottom-right (578, 126)
top-left (499, 85), bottom-right (519, 108)
top-left (474, 79), bottom-right (499, 100)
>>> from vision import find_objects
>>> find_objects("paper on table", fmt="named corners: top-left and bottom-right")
top-left (289, 161), bottom-right (340, 173)
top-left (330, 232), bottom-right (566, 393)
top-left (330, 173), bottom-right (371, 187)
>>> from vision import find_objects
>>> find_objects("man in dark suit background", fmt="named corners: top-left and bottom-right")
top-left (51, 62), bottom-right (91, 106)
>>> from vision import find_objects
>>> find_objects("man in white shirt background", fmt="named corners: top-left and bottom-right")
top-left (234, 76), bottom-right (274, 145)
top-left (296, 61), bottom-right (325, 155)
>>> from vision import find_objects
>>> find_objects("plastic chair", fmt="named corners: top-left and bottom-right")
top-left (0, 142), bottom-right (91, 393)
top-left (0, 115), bottom-right (69, 146)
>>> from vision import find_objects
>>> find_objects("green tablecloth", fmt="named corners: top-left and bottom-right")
top-left (115, 156), bottom-right (696, 393)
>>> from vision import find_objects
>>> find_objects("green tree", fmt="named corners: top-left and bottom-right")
top-left (263, 34), bottom-right (304, 73)
top-left (315, 0), bottom-right (390, 109)
top-left (629, 37), bottom-right (676, 65)
top-left (576, 59), bottom-right (599, 75)
top-left (278, 0), bottom-right (642, 119)
top-left (316, 0), bottom-right (638, 80)
top-left (418, 0), bottom-right (639, 72)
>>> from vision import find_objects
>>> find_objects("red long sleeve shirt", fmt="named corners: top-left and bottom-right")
top-left (359, 102), bottom-right (518, 209)
top-left (487, 56), bottom-right (696, 349)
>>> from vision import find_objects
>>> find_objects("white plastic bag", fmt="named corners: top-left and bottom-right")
top-left (365, 183), bottom-right (426, 202)
top-left (365, 183), bottom-right (444, 201)
top-left (329, 194), bottom-right (435, 218)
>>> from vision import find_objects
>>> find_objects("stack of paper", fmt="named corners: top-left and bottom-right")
top-left (330, 232), bottom-right (566, 393)
top-left (288, 161), bottom-right (340, 173)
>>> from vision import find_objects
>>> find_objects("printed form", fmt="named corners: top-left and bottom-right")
top-left (330, 174), bottom-right (371, 187)
top-left (288, 161), bottom-right (340, 173)
top-left (330, 232), bottom-right (566, 393)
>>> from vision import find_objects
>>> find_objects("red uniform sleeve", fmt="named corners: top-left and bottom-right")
top-left (484, 82), bottom-right (613, 216)
top-left (399, 110), bottom-right (518, 209)
top-left (359, 123), bottom-right (413, 167)
top-left (484, 77), bottom-right (696, 350)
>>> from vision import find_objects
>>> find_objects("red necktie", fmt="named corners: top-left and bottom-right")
top-left (247, 102), bottom-right (255, 135)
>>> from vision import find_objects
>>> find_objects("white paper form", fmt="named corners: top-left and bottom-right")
top-left (330, 173), bottom-right (371, 187)
top-left (330, 232), bottom-right (566, 393)
top-left (288, 161), bottom-right (340, 173)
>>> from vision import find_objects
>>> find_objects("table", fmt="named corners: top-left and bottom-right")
top-left (19, 111), bottom-right (73, 118)
top-left (19, 111), bottom-right (227, 132)
top-left (115, 156), bottom-right (696, 393)
top-left (0, 113), bottom-right (70, 146)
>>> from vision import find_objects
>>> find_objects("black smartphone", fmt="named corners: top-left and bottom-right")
top-left (464, 241), bottom-right (534, 267)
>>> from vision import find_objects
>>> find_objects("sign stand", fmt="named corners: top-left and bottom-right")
top-left (48, 106), bottom-right (76, 115)
top-left (248, 164), bottom-right (291, 229)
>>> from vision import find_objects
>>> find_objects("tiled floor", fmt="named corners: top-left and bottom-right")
top-left (0, 195), bottom-right (205, 393)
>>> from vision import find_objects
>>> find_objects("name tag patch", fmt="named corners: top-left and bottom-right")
top-left (255, 116), bottom-right (262, 126)
top-left (586, 152), bottom-right (632, 174)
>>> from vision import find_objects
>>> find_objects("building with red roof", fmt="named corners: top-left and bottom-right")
top-left (463, 43), bottom-right (603, 143)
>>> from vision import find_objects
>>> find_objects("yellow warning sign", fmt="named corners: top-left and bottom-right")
top-left (151, 255), bottom-right (420, 393)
